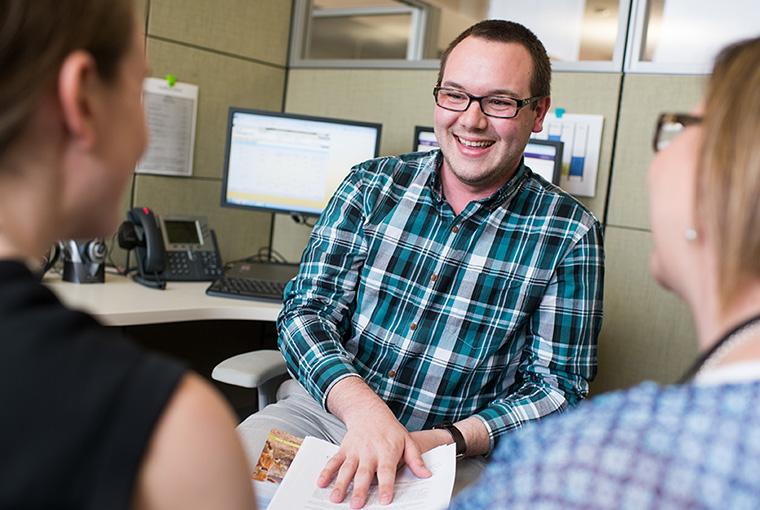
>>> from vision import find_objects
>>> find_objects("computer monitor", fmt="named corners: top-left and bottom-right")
top-left (221, 108), bottom-right (382, 217)
top-left (414, 125), bottom-right (438, 152)
top-left (523, 139), bottom-right (564, 185)
top-left (411, 126), bottom-right (564, 185)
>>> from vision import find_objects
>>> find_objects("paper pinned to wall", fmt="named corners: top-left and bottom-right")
top-left (533, 112), bottom-right (604, 197)
top-left (136, 77), bottom-right (198, 177)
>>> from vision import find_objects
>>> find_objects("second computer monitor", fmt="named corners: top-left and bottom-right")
top-left (414, 125), bottom-right (439, 153)
top-left (523, 138), bottom-right (564, 185)
top-left (222, 108), bottom-right (382, 217)
top-left (412, 126), bottom-right (563, 186)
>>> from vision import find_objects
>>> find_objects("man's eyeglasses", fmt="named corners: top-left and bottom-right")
top-left (653, 113), bottom-right (702, 152)
top-left (433, 86), bottom-right (542, 119)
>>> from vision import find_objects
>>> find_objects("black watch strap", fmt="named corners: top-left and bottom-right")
top-left (433, 422), bottom-right (466, 459)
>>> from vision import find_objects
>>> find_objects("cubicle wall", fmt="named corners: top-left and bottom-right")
top-left (124, 0), bottom-right (708, 394)
top-left (121, 0), bottom-right (293, 263)
top-left (595, 74), bottom-right (704, 392)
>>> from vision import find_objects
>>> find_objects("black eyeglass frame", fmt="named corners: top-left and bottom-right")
top-left (653, 112), bottom-right (702, 152)
top-left (433, 86), bottom-right (543, 119)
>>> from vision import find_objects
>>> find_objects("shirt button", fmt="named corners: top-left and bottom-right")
top-left (452, 225), bottom-right (460, 233)
top-left (410, 323), bottom-right (417, 331)
top-left (388, 370), bottom-right (396, 378)
top-left (431, 274), bottom-right (438, 282)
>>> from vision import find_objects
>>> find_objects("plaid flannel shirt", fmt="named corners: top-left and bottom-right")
top-left (277, 150), bottom-right (604, 449)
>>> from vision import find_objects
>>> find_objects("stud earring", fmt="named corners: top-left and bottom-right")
top-left (685, 228), bottom-right (698, 241)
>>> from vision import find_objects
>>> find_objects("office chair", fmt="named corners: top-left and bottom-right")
top-left (211, 349), bottom-right (289, 411)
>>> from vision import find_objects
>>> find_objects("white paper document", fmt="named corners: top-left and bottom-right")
top-left (136, 77), bottom-right (198, 177)
top-left (267, 437), bottom-right (456, 510)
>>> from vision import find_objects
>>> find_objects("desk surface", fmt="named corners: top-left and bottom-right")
top-left (45, 273), bottom-right (282, 326)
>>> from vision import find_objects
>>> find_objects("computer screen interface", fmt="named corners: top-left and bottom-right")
top-left (222, 108), bottom-right (382, 217)
top-left (412, 126), bottom-right (563, 186)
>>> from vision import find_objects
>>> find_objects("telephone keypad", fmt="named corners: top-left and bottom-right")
top-left (165, 250), bottom-right (223, 281)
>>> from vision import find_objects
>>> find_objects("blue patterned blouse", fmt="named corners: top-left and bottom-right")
top-left (451, 380), bottom-right (760, 509)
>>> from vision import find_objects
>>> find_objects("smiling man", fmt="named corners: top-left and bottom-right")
top-left (239, 20), bottom-right (604, 509)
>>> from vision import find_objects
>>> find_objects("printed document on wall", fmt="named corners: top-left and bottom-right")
top-left (137, 78), bottom-right (198, 177)
top-left (533, 113), bottom-right (604, 197)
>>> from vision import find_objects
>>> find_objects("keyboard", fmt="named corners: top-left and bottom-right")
top-left (206, 275), bottom-right (286, 301)
top-left (205, 261), bottom-right (299, 302)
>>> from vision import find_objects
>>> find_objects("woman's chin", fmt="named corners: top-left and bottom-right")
top-left (650, 253), bottom-right (673, 292)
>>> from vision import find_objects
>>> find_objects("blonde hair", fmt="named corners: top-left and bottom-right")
top-left (698, 36), bottom-right (760, 308)
top-left (0, 0), bottom-right (135, 155)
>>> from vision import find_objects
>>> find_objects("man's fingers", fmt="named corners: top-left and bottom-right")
top-left (403, 440), bottom-right (432, 478)
top-left (349, 465), bottom-right (375, 509)
top-left (330, 456), bottom-right (359, 503)
top-left (318, 453), bottom-right (345, 488)
top-left (376, 461), bottom-right (398, 505)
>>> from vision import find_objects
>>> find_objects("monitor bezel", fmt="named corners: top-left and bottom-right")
top-left (524, 138), bottom-right (564, 185)
top-left (220, 107), bottom-right (383, 217)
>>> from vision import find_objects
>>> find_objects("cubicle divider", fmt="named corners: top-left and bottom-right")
top-left (124, 0), bottom-right (710, 395)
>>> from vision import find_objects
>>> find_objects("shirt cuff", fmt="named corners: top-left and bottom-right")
top-left (321, 372), bottom-right (363, 412)
top-left (305, 354), bottom-right (360, 410)
top-left (470, 413), bottom-right (495, 454)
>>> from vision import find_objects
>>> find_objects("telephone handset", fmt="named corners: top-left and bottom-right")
top-left (118, 207), bottom-right (224, 290)
top-left (119, 207), bottom-right (168, 289)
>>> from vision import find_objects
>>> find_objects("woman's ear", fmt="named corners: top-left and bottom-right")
top-left (57, 50), bottom-right (99, 150)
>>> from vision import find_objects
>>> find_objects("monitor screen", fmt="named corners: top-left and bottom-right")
top-left (412, 126), bottom-right (563, 185)
top-left (524, 139), bottom-right (564, 185)
top-left (221, 108), bottom-right (382, 216)
top-left (414, 125), bottom-right (438, 152)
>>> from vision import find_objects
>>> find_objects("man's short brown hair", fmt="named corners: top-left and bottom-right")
top-left (437, 19), bottom-right (551, 99)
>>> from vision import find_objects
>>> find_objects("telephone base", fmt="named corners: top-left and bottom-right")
top-left (132, 273), bottom-right (166, 290)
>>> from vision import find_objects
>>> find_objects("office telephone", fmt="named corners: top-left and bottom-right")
top-left (118, 207), bottom-right (224, 289)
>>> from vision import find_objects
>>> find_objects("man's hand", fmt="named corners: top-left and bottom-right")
top-left (320, 377), bottom-right (431, 508)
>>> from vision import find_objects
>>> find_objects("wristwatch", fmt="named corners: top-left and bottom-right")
top-left (433, 422), bottom-right (466, 459)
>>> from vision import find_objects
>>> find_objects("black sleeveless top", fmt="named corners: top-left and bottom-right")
top-left (0, 261), bottom-right (185, 509)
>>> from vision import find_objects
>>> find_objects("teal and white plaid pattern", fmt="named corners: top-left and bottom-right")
top-left (277, 150), bottom-right (604, 448)
top-left (451, 381), bottom-right (760, 509)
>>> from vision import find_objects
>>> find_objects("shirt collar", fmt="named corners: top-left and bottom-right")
top-left (425, 150), bottom-right (529, 209)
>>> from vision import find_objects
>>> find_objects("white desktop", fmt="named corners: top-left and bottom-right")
top-left (44, 272), bottom-right (281, 326)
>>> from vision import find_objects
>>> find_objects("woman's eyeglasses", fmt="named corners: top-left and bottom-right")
top-left (653, 113), bottom-right (702, 152)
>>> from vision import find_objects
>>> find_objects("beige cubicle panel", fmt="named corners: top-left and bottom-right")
top-left (144, 38), bottom-right (286, 180)
top-left (132, 176), bottom-right (271, 263)
top-left (118, 0), bottom-right (292, 264)
top-left (593, 226), bottom-right (697, 394)
top-left (550, 72), bottom-right (621, 221)
top-left (286, 68), bottom-right (439, 157)
top-left (606, 74), bottom-right (705, 230)
top-left (594, 73), bottom-right (706, 393)
top-left (148, 0), bottom-right (291, 67)
top-left (137, 0), bottom-right (148, 28)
